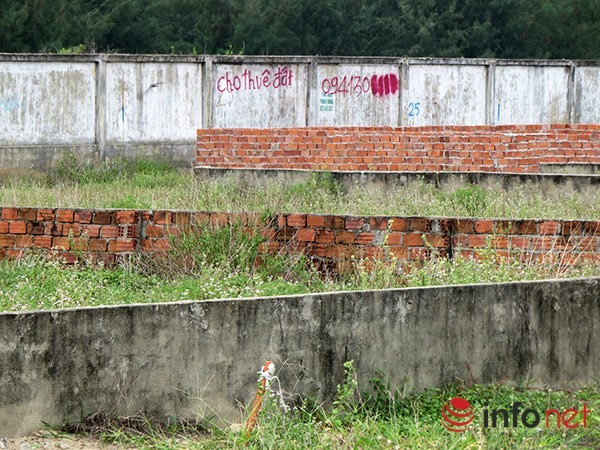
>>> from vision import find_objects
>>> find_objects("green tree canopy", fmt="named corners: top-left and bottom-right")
top-left (0, 0), bottom-right (597, 58)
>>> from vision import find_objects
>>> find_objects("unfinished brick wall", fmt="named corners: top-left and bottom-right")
top-left (1, 207), bottom-right (598, 266)
top-left (271, 214), bottom-right (600, 265)
top-left (0, 207), bottom-right (141, 265)
top-left (196, 124), bottom-right (600, 173)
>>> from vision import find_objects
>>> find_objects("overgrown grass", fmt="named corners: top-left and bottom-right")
top-left (1, 158), bottom-right (598, 313)
top-left (343, 245), bottom-right (600, 292)
top-left (2, 158), bottom-right (598, 447)
top-left (0, 254), bottom-right (318, 312)
top-left (1, 226), bottom-right (598, 313)
top-left (0, 157), bottom-right (598, 219)
top-left (54, 362), bottom-right (599, 449)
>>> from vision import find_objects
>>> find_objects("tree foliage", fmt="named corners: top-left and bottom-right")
top-left (0, 0), bottom-right (598, 58)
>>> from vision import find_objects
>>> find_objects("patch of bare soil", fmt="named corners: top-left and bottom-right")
top-left (1, 414), bottom-right (211, 449)
top-left (1, 432), bottom-right (127, 450)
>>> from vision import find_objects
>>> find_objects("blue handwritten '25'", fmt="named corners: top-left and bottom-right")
top-left (408, 102), bottom-right (421, 117)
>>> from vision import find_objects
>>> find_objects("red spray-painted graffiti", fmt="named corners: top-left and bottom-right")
top-left (216, 66), bottom-right (293, 93)
top-left (321, 75), bottom-right (370, 96)
top-left (371, 74), bottom-right (399, 96)
top-left (320, 73), bottom-right (399, 97)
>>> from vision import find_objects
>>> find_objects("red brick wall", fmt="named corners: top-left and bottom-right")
top-left (271, 215), bottom-right (600, 265)
top-left (196, 124), bottom-right (600, 173)
top-left (1, 207), bottom-right (598, 266)
top-left (0, 207), bottom-right (141, 265)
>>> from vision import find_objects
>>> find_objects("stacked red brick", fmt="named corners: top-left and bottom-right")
top-left (1, 207), bottom-right (598, 265)
top-left (0, 207), bottom-right (139, 265)
top-left (196, 124), bottom-right (600, 173)
top-left (273, 214), bottom-right (600, 265)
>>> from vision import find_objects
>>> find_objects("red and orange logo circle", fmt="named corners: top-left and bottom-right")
top-left (441, 397), bottom-right (474, 432)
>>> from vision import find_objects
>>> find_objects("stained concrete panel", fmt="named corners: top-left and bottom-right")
top-left (404, 64), bottom-right (487, 126)
top-left (1, 277), bottom-right (598, 438)
top-left (316, 64), bottom-right (400, 126)
top-left (211, 63), bottom-right (308, 128)
top-left (105, 62), bottom-right (202, 142)
top-left (495, 65), bottom-right (570, 125)
top-left (574, 66), bottom-right (600, 124)
top-left (0, 62), bottom-right (96, 145)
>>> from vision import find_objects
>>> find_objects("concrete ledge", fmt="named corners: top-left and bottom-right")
top-left (0, 143), bottom-right (195, 170)
top-left (0, 145), bottom-right (100, 170)
top-left (194, 167), bottom-right (600, 196)
top-left (1, 53), bottom-right (598, 67)
top-left (540, 163), bottom-right (600, 175)
top-left (105, 142), bottom-right (196, 167)
top-left (1, 277), bottom-right (598, 438)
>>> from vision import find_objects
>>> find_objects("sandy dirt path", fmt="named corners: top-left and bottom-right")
top-left (1, 433), bottom-right (127, 450)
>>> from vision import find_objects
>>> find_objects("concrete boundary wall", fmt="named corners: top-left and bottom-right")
top-left (0, 54), bottom-right (599, 167)
top-left (0, 277), bottom-right (598, 438)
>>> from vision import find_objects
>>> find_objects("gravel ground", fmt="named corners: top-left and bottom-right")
top-left (1, 433), bottom-right (126, 450)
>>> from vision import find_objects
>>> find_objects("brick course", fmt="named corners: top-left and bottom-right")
top-left (0, 206), bottom-right (598, 267)
top-left (196, 124), bottom-right (600, 173)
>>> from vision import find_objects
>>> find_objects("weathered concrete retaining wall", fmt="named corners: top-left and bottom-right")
top-left (0, 277), bottom-right (598, 438)
top-left (0, 54), bottom-right (599, 167)
top-left (194, 167), bottom-right (600, 198)
top-left (1, 206), bottom-right (599, 266)
top-left (196, 125), bottom-right (600, 173)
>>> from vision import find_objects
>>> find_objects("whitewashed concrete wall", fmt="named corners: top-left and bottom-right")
top-left (105, 62), bottom-right (202, 143)
top-left (315, 64), bottom-right (400, 126)
top-left (495, 65), bottom-right (571, 125)
top-left (0, 61), bottom-right (96, 145)
top-left (210, 61), bottom-right (308, 128)
top-left (575, 66), bottom-right (600, 124)
top-left (403, 64), bottom-right (488, 126)
top-left (0, 55), bottom-right (598, 168)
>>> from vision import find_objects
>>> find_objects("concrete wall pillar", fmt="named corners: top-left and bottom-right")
top-left (95, 56), bottom-right (107, 160)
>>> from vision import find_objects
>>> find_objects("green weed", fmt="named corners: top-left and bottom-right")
top-left (1, 161), bottom-right (598, 219)
top-left (438, 184), bottom-right (488, 217)
top-left (1, 234), bottom-right (598, 313)
top-left (108, 195), bottom-right (151, 209)
top-left (45, 154), bottom-right (181, 187)
top-left (61, 368), bottom-right (598, 449)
